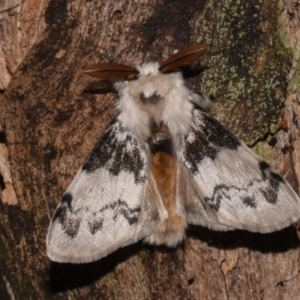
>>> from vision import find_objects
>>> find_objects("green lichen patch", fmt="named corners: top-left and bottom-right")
top-left (194, 0), bottom-right (291, 146)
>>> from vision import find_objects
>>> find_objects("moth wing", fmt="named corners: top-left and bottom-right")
top-left (47, 120), bottom-right (164, 263)
top-left (178, 108), bottom-right (300, 232)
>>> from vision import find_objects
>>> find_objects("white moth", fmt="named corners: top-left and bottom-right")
top-left (47, 44), bottom-right (300, 263)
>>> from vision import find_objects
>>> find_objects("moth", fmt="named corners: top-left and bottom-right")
top-left (47, 44), bottom-right (300, 263)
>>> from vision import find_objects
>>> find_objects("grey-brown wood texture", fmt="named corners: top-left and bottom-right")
top-left (0, 0), bottom-right (300, 299)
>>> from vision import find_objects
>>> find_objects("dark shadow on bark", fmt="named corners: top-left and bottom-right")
top-left (48, 242), bottom-right (143, 293)
top-left (188, 225), bottom-right (300, 253)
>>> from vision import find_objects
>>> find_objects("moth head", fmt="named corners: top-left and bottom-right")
top-left (83, 44), bottom-right (208, 81)
top-left (137, 62), bottom-right (160, 77)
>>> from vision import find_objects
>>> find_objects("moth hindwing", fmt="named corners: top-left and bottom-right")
top-left (47, 44), bottom-right (300, 263)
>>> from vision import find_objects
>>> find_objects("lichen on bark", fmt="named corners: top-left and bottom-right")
top-left (194, 0), bottom-right (291, 149)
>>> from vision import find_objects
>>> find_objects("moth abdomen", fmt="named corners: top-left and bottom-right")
top-left (146, 123), bottom-right (186, 247)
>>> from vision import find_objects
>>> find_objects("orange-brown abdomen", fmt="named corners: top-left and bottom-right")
top-left (148, 123), bottom-right (186, 246)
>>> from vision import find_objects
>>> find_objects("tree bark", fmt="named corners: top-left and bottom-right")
top-left (1, 0), bottom-right (300, 299)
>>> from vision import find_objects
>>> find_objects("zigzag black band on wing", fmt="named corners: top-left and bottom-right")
top-left (204, 184), bottom-right (257, 211)
top-left (204, 161), bottom-right (284, 211)
top-left (53, 193), bottom-right (141, 238)
top-left (52, 193), bottom-right (81, 238)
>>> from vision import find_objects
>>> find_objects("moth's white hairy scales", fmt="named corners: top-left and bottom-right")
top-left (47, 61), bottom-right (300, 263)
top-left (116, 62), bottom-right (199, 140)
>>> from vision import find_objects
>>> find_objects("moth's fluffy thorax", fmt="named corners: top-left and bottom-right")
top-left (115, 62), bottom-right (200, 140)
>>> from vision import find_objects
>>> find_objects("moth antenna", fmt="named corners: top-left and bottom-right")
top-left (159, 44), bottom-right (208, 73)
top-left (84, 63), bottom-right (139, 80)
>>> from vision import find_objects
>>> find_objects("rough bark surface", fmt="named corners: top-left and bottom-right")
top-left (0, 0), bottom-right (300, 299)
